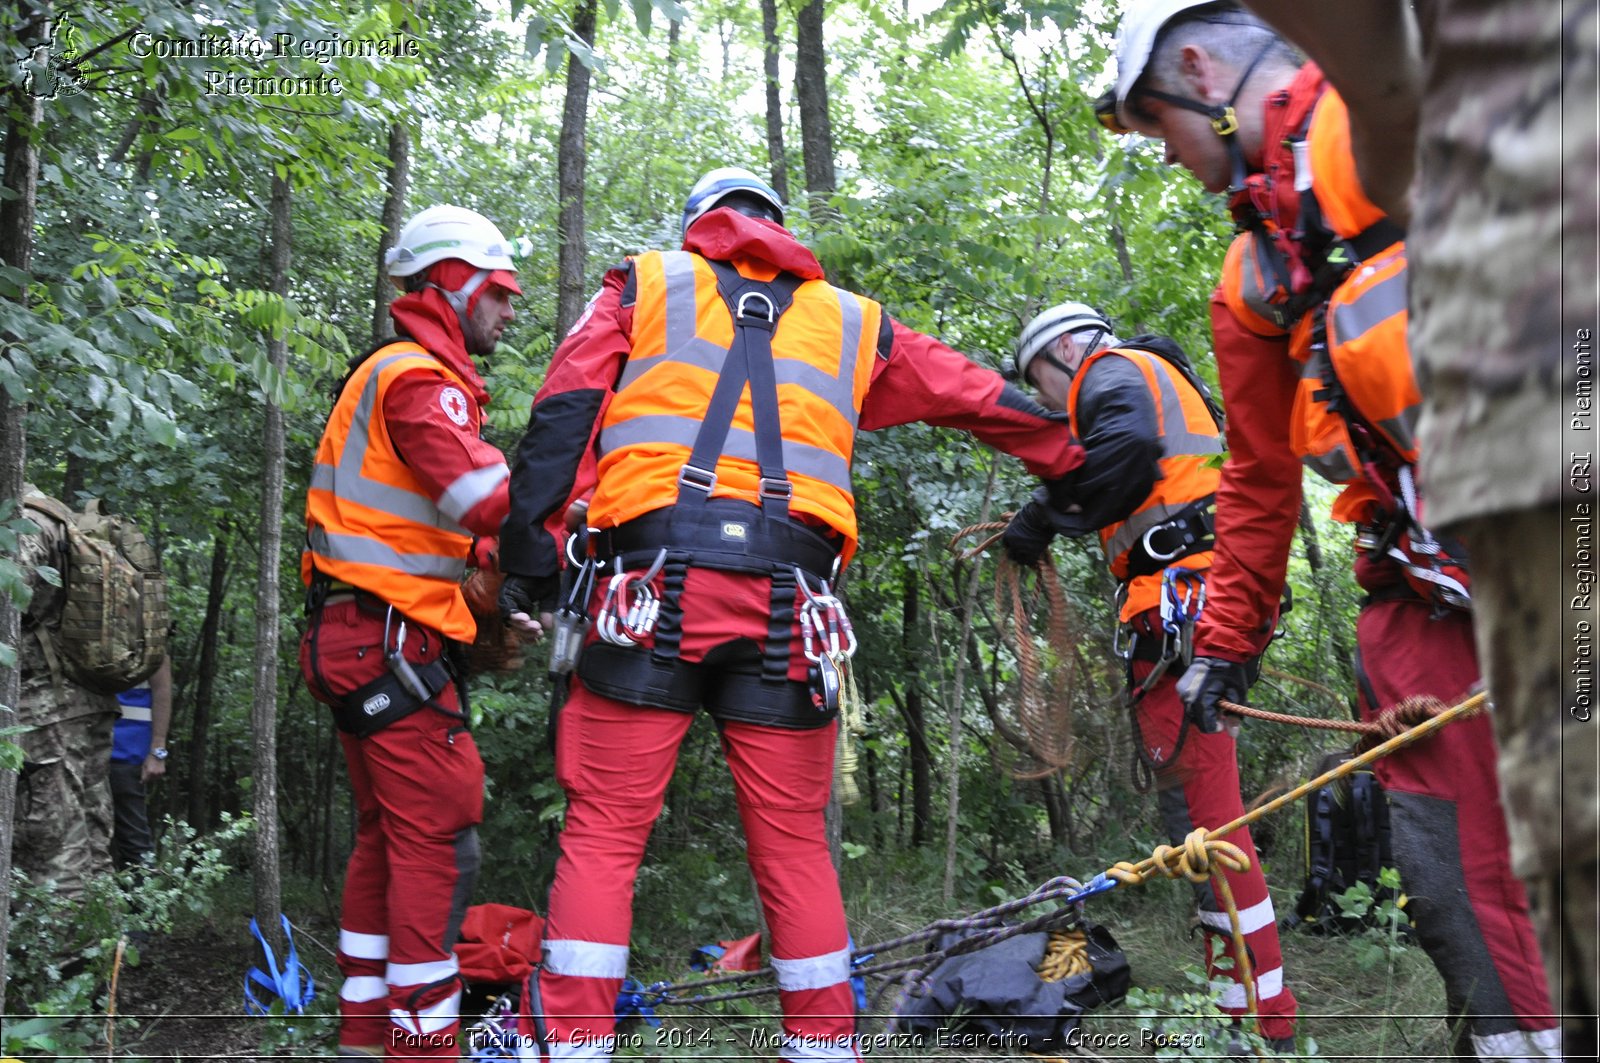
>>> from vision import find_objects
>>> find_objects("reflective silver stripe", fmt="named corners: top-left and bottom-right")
top-left (1303, 447), bottom-right (1360, 484)
top-left (543, 939), bottom-right (630, 979)
top-left (1331, 267), bottom-right (1407, 346)
top-left (338, 975), bottom-right (388, 1003)
top-left (313, 348), bottom-right (470, 534)
top-left (389, 990), bottom-right (460, 1036)
top-left (387, 955), bottom-right (459, 986)
top-left (1104, 499), bottom-right (1203, 562)
top-left (1197, 896), bottom-right (1277, 936)
top-left (1218, 965), bottom-right (1284, 1008)
top-left (1377, 406), bottom-right (1420, 454)
top-left (307, 525), bottom-right (467, 581)
top-left (339, 929), bottom-right (389, 959)
top-left (1242, 235), bottom-right (1291, 332)
top-left (598, 414), bottom-right (851, 490)
top-left (771, 946), bottom-right (852, 991)
top-left (618, 252), bottom-right (730, 389)
top-left (1119, 351), bottom-right (1223, 458)
top-left (438, 463), bottom-right (509, 524)
top-left (118, 704), bottom-right (153, 722)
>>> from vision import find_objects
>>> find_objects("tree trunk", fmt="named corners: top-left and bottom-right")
top-left (251, 172), bottom-right (292, 951)
top-left (0, 42), bottom-right (42, 1017)
top-left (188, 524), bottom-right (228, 827)
top-left (793, 0), bottom-right (836, 214)
top-left (370, 123), bottom-right (410, 346)
top-left (899, 569), bottom-right (931, 847)
top-left (554, 0), bottom-right (597, 339)
top-left (942, 463), bottom-right (997, 901)
top-left (759, 0), bottom-right (790, 202)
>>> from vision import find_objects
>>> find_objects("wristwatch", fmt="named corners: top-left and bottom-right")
top-left (151, 746), bottom-right (169, 760)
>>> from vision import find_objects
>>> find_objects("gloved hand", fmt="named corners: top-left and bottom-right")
top-left (1175, 655), bottom-right (1251, 734)
top-left (1002, 501), bottom-right (1057, 567)
top-left (498, 573), bottom-right (559, 640)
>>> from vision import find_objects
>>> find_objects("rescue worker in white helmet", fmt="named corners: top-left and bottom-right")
top-left (301, 204), bottom-right (526, 1058)
top-left (1000, 303), bottom-right (1300, 1054)
top-left (1099, 2), bottom-right (1560, 1058)
top-left (496, 165), bottom-right (1085, 1062)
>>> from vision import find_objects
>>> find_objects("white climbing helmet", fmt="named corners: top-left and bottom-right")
top-left (681, 167), bottom-right (785, 238)
top-left (1104, 0), bottom-right (1231, 130)
top-left (1015, 301), bottom-right (1113, 381)
top-left (384, 205), bottom-right (524, 281)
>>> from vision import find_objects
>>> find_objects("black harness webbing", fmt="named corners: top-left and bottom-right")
top-left (639, 259), bottom-right (829, 681)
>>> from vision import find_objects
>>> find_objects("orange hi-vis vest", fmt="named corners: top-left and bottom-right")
top-left (1068, 347), bottom-right (1224, 621)
top-left (303, 342), bottom-right (479, 641)
top-left (591, 249), bottom-right (879, 562)
top-left (1288, 90), bottom-right (1421, 525)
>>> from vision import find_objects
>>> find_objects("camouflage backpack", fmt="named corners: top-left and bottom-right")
top-left (22, 494), bottom-right (169, 695)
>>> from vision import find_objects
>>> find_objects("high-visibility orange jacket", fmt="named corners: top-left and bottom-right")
top-left (589, 249), bottom-right (878, 560)
top-left (303, 341), bottom-right (502, 641)
top-left (1067, 346), bottom-right (1223, 620)
top-left (1285, 91), bottom-right (1422, 525)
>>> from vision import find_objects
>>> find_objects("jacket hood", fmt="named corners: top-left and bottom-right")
top-left (388, 287), bottom-right (492, 405)
top-left (682, 208), bottom-right (826, 280)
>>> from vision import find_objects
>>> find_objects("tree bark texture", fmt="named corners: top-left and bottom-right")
top-left (0, 48), bottom-right (42, 1018)
top-left (251, 172), bottom-right (292, 951)
top-left (554, 0), bottom-right (597, 339)
top-left (900, 569), bottom-right (931, 847)
top-left (188, 524), bottom-right (228, 827)
top-left (793, 0), bottom-right (836, 208)
top-left (370, 122), bottom-right (410, 346)
top-left (760, 0), bottom-right (790, 202)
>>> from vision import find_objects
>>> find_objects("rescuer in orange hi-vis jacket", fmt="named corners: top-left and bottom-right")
top-left (999, 303), bottom-right (1300, 1053)
top-left (300, 205), bottom-right (525, 1058)
top-left (495, 166), bottom-right (1085, 1062)
top-left (1096, 2), bottom-right (1559, 1059)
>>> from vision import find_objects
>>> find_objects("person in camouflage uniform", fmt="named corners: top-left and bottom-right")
top-left (10, 485), bottom-right (117, 900)
top-left (1229, 0), bottom-right (1599, 1054)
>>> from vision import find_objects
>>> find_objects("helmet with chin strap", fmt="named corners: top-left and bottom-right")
top-left (385, 205), bottom-right (526, 328)
top-left (1093, 0), bottom-right (1280, 190)
top-left (1015, 301), bottom-right (1113, 382)
top-left (681, 167), bottom-right (785, 238)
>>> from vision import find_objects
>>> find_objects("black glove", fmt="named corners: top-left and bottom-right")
top-left (1175, 655), bottom-right (1250, 734)
top-left (498, 573), bottom-right (560, 621)
top-left (1002, 501), bottom-right (1057, 567)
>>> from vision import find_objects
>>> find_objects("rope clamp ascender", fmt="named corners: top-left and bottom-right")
top-left (550, 530), bottom-right (600, 675)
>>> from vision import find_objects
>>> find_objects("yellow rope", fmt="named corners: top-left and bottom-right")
top-left (1035, 928), bottom-right (1094, 983)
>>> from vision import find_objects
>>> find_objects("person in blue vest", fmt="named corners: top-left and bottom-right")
top-left (110, 653), bottom-right (172, 869)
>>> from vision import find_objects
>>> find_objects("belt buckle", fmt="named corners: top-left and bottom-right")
top-left (758, 477), bottom-right (794, 501)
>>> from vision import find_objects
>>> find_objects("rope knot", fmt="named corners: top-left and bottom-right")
top-left (1371, 694), bottom-right (1448, 741)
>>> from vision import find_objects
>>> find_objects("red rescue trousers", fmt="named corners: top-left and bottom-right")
top-left (1352, 555), bottom-right (1558, 1058)
top-left (301, 597), bottom-right (485, 1059)
top-left (516, 568), bottom-right (861, 1062)
top-left (1129, 611), bottom-right (1298, 1043)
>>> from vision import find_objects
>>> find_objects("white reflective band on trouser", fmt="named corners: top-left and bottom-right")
top-left (387, 955), bottom-right (459, 987)
top-left (515, 1039), bottom-right (615, 1062)
top-left (339, 929), bottom-right (390, 960)
top-left (339, 975), bottom-right (389, 1003)
top-left (1197, 896), bottom-right (1277, 936)
top-left (1217, 966), bottom-right (1284, 1009)
top-left (771, 946), bottom-right (853, 992)
top-left (543, 939), bottom-right (630, 979)
top-left (390, 990), bottom-right (460, 1036)
top-left (779, 1033), bottom-right (862, 1062)
top-left (1471, 1026), bottom-right (1563, 1061)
